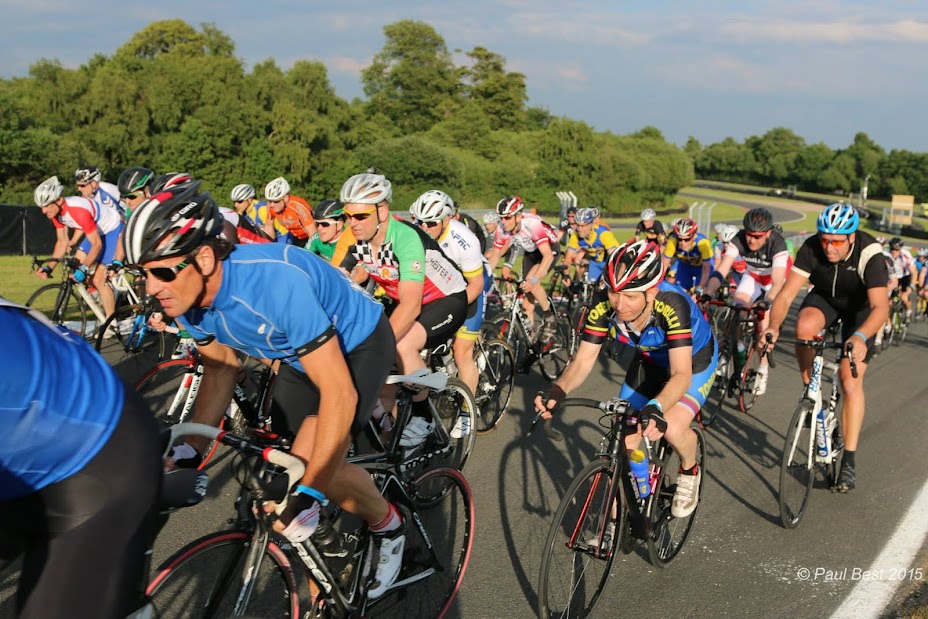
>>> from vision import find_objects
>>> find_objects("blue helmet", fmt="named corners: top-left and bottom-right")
top-left (817, 202), bottom-right (859, 234)
top-left (575, 207), bottom-right (596, 225)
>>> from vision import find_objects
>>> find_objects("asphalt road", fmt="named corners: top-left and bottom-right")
top-left (678, 191), bottom-right (807, 226)
top-left (3, 300), bottom-right (927, 619)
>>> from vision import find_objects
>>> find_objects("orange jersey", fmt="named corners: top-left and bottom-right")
top-left (269, 195), bottom-right (314, 239)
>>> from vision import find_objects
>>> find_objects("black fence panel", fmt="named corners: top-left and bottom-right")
top-left (0, 205), bottom-right (57, 256)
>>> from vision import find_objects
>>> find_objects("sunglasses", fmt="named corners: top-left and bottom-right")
top-left (819, 237), bottom-right (848, 247)
top-left (317, 220), bottom-right (340, 228)
top-left (123, 192), bottom-right (142, 200)
top-left (142, 259), bottom-right (193, 283)
top-left (345, 208), bottom-right (377, 222)
top-left (501, 215), bottom-right (516, 221)
top-left (746, 232), bottom-right (767, 240)
top-left (417, 220), bottom-right (442, 228)
top-left (77, 183), bottom-right (92, 188)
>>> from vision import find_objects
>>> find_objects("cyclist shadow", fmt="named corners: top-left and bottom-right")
top-left (495, 381), bottom-right (606, 613)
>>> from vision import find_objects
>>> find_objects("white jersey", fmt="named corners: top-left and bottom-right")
top-left (437, 219), bottom-right (486, 279)
top-left (492, 213), bottom-right (559, 253)
top-left (94, 181), bottom-right (124, 217)
top-left (55, 195), bottom-right (122, 235)
top-left (891, 247), bottom-right (915, 277)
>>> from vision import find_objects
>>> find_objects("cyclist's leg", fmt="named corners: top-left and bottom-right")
top-left (834, 306), bottom-right (875, 492)
top-left (0, 391), bottom-right (161, 619)
top-left (734, 275), bottom-right (770, 368)
top-left (453, 290), bottom-right (485, 397)
top-left (795, 293), bottom-right (834, 383)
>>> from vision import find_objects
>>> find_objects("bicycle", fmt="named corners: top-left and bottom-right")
top-left (149, 411), bottom-right (474, 618)
top-left (778, 338), bottom-right (855, 529)
top-left (423, 334), bottom-right (515, 434)
top-left (536, 398), bottom-right (706, 619)
top-left (487, 275), bottom-right (572, 380)
top-left (700, 300), bottom-right (775, 425)
top-left (881, 292), bottom-right (908, 349)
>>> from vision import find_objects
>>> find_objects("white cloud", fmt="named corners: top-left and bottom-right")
top-left (324, 55), bottom-right (369, 75)
top-left (720, 18), bottom-right (928, 44)
top-left (506, 12), bottom-right (652, 47)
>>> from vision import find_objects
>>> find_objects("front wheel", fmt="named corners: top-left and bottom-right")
top-left (538, 311), bottom-right (573, 381)
top-left (537, 458), bottom-right (620, 619)
top-left (473, 337), bottom-right (515, 434)
top-left (134, 359), bottom-right (198, 428)
top-left (778, 401), bottom-right (816, 528)
top-left (95, 304), bottom-right (168, 384)
top-left (147, 530), bottom-right (301, 618)
top-left (26, 283), bottom-right (89, 338)
top-left (738, 344), bottom-right (766, 413)
top-left (700, 349), bottom-right (731, 427)
top-left (647, 427), bottom-right (706, 567)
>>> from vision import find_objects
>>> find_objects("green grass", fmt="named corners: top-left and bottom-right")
top-left (0, 256), bottom-right (42, 305)
top-left (694, 179), bottom-right (894, 210)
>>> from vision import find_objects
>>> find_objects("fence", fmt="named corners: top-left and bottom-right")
top-left (0, 205), bottom-right (57, 256)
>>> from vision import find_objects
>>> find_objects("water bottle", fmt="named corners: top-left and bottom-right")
top-left (815, 408), bottom-right (829, 457)
top-left (737, 342), bottom-right (747, 366)
top-left (311, 511), bottom-right (346, 559)
top-left (629, 449), bottom-right (651, 499)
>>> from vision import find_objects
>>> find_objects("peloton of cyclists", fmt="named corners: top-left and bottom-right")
top-left (564, 206), bottom-right (619, 284)
top-left (263, 177), bottom-right (316, 245)
top-left (663, 217), bottom-right (714, 291)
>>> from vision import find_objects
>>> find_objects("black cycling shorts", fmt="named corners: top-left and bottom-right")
top-left (899, 273), bottom-right (913, 291)
top-left (0, 391), bottom-right (162, 619)
top-left (800, 291), bottom-right (875, 362)
top-left (521, 246), bottom-right (560, 279)
top-left (271, 313), bottom-right (396, 438)
top-left (418, 290), bottom-right (468, 349)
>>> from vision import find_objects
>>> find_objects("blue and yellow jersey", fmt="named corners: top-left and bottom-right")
top-left (567, 224), bottom-right (619, 263)
top-left (664, 232), bottom-right (713, 267)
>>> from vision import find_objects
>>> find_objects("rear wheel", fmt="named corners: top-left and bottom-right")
top-left (647, 428), bottom-right (706, 567)
top-left (537, 458), bottom-right (620, 619)
top-left (473, 337), bottom-right (515, 434)
top-left (700, 348), bottom-right (731, 427)
top-left (539, 310), bottom-right (572, 381)
top-left (26, 283), bottom-right (89, 338)
top-left (738, 343), bottom-right (765, 413)
top-left (778, 401), bottom-right (816, 528)
top-left (134, 359), bottom-right (198, 428)
top-left (95, 304), bottom-right (168, 384)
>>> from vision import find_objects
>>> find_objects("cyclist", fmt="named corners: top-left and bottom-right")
top-left (410, 190), bottom-right (489, 437)
top-left (663, 217), bottom-right (713, 292)
top-left (565, 206), bottom-right (619, 284)
top-left (635, 208), bottom-right (666, 245)
top-left (124, 181), bottom-right (407, 598)
top-left (75, 165), bottom-right (123, 218)
top-left (534, 240), bottom-right (716, 518)
top-left (774, 224), bottom-right (796, 258)
top-left (887, 237), bottom-right (916, 322)
top-left (485, 195), bottom-right (560, 341)
top-left (33, 176), bottom-right (124, 320)
top-left (703, 208), bottom-right (790, 395)
top-left (307, 199), bottom-right (352, 262)
top-left (338, 173), bottom-right (469, 446)
top-left (452, 200), bottom-right (488, 254)
top-left (763, 202), bottom-right (889, 493)
top-left (263, 177), bottom-right (316, 246)
top-left (0, 299), bottom-right (161, 619)
top-left (225, 184), bottom-right (273, 245)
top-left (558, 206), bottom-right (578, 247)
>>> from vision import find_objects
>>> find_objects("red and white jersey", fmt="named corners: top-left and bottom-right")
top-left (723, 230), bottom-right (790, 286)
top-left (890, 248), bottom-right (916, 277)
top-left (53, 196), bottom-right (122, 235)
top-left (492, 213), bottom-right (559, 253)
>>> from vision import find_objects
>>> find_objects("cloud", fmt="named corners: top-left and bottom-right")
top-left (506, 12), bottom-right (652, 47)
top-left (324, 55), bottom-right (369, 76)
top-left (557, 66), bottom-right (589, 82)
top-left (720, 18), bottom-right (928, 44)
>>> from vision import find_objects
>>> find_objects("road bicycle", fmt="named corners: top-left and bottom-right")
top-left (423, 333), bottom-right (515, 434)
top-left (149, 411), bottom-right (474, 618)
top-left (701, 300), bottom-right (775, 425)
top-left (536, 398), bottom-right (706, 618)
top-left (486, 275), bottom-right (572, 380)
top-left (778, 337), bottom-right (855, 529)
top-left (881, 292), bottom-right (908, 349)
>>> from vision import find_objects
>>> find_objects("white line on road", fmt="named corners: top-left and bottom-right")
top-left (830, 476), bottom-right (928, 618)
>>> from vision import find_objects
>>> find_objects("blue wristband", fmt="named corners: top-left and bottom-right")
top-left (295, 484), bottom-right (328, 505)
top-left (646, 398), bottom-right (663, 413)
top-left (852, 330), bottom-right (867, 343)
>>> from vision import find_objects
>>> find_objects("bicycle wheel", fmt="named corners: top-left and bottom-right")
top-left (371, 467), bottom-right (474, 618)
top-left (738, 344), bottom-right (764, 414)
top-left (147, 530), bottom-right (300, 618)
top-left (568, 303), bottom-right (591, 358)
top-left (473, 337), bottom-right (515, 434)
top-left (26, 283), bottom-right (89, 338)
top-left (895, 313), bottom-right (907, 345)
top-left (134, 359), bottom-right (197, 428)
top-left (94, 304), bottom-right (167, 384)
top-left (647, 428), bottom-right (706, 567)
top-left (538, 310), bottom-right (572, 381)
top-left (700, 347), bottom-right (731, 427)
top-left (778, 400), bottom-right (816, 528)
top-left (538, 457), bottom-right (620, 619)
top-left (493, 314), bottom-right (530, 371)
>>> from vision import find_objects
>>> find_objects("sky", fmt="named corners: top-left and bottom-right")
top-left (3, 0), bottom-right (927, 152)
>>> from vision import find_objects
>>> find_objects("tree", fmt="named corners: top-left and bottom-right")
top-left (361, 20), bottom-right (459, 133)
top-left (459, 47), bottom-right (527, 130)
top-left (746, 127), bottom-right (805, 185)
top-left (116, 20), bottom-right (234, 60)
top-left (683, 137), bottom-right (702, 160)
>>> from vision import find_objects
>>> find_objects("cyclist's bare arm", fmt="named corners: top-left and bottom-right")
top-left (185, 338), bottom-right (241, 453)
top-left (653, 346), bottom-right (693, 414)
top-left (40, 228), bottom-right (71, 276)
top-left (485, 239), bottom-right (510, 272)
top-left (765, 270), bottom-right (808, 343)
top-left (534, 339), bottom-right (602, 416)
top-left (390, 279), bottom-right (424, 341)
top-left (767, 265), bottom-right (788, 302)
top-left (80, 228), bottom-right (104, 267)
top-left (858, 286), bottom-right (890, 342)
top-left (705, 253), bottom-right (735, 297)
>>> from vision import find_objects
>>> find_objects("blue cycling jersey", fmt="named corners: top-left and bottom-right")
top-left (0, 301), bottom-right (124, 500)
top-left (581, 281), bottom-right (713, 366)
top-left (181, 244), bottom-right (384, 370)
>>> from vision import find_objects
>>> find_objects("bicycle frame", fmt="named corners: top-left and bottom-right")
top-left (787, 340), bottom-right (843, 468)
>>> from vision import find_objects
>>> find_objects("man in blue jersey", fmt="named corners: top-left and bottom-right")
top-left (534, 240), bottom-right (716, 519)
top-left (123, 181), bottom-right (405, 599)
top-left (0, 300), bottom-right (162, 619)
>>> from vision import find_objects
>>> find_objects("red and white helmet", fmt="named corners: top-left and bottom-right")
top-left (605, 240), bottom-right (664, 292)
top-left (673, 217), bottom-right (698, 239)
top-left (496, 196), bottom-right (524, 217)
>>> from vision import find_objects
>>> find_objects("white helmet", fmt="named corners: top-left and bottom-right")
top-left (483, 212), bottom-right (500, 225)
top-left (34, 176), bottom-right (63, 207)
top-left (230, 184), bottom-right (255, 202)
top-left (74, 166), bottom-right (101, 184)
top-left (264, 177), bottom-right (290, 201)
top-left (410, 190), bottom-right (454, 223)
top-left (340, 173), bottom-right (392, 205)
top-left (720, 224), bottom-right (738, 243)
top-left (641, 208), bottom-right (656, 222)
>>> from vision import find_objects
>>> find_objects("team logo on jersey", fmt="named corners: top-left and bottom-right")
top-left (258, 323), bottom-right (267, 335)
top-left (411, 260), bottom-right (422, 272)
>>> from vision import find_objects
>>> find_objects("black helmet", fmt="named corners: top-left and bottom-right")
top-left (123, 181), bottom-right (224, 265)
top-left (151, 172), bottom-right (194, 194)
top-left (566, 206), bottom-right (578, 215)
top-left (743, 207), bottom-right (774, 233)
top-left (313, 199), bottom-right (345, 220)
top-left (889, 237), bottom-right (904, 250)
top-left (117, 167), bottom-right (154, 196)
top-left (74, 165), bottom-right (101, 184)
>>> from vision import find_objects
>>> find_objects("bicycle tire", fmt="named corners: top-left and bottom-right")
top-left (647, 428), bottom-right (706, 567)
top-left (537, 457), bottom-right (621, 619)
top-left (538, 310), bottom-right (572, 381)
top-left (134, 359), bottom-right (197, 428)
top-left (492, 314), bottom-right (530, 370)
top-left (700, 348), bottom-right (731, 427)
top-left (778, 400), bottom-right (816, 529)
top-left (738, 344), bottom-right (764, 413)
top-left (369, 467), bottom-right (474, 619)
top-left (895, 313), bottom-right (907, 345)
top-left (568, 304), bottom-right (590, 358)
top-left (26, 283), bottom-right (89, 338)
top-left (474, 337), bottom-right (515, 434)
top-left (94, 303), bottom-right (167, 383)
top-left (147, 530), bottom-right (300, 618)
